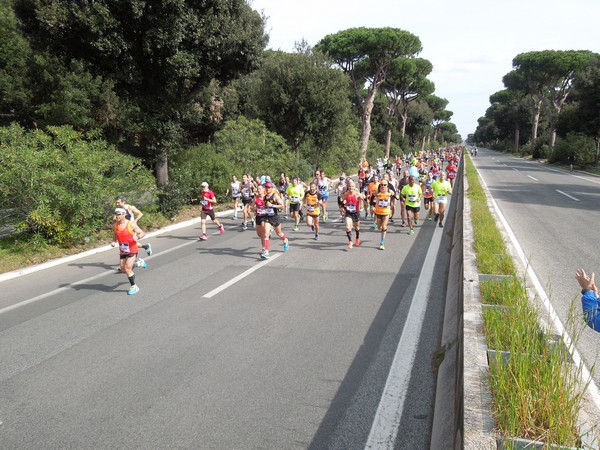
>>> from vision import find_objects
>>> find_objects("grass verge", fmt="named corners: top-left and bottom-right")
top-left (466, 154), bottom-right (583, 447)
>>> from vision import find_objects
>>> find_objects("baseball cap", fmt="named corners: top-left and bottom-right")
top-left (201, 182), bottom-right (209, 188)
top-left (265, 182), bottom-right (274, 188)
top-left (114, 208), bottom-right (126, 215)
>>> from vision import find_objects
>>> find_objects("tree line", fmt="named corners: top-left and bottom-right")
top-left (0, 0), bottom-right (460, 245)
top-left (470, 50), bottom-right (600, 167)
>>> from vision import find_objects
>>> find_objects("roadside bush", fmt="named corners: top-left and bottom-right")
top-left (0, 124), bottom-right (155, 245)
top-left (550, 132), bottom-right (597, 167)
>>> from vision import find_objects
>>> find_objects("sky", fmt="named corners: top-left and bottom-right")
top-left (249, 0), bottom-right (600, 140)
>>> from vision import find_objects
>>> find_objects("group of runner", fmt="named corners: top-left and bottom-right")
top-left (111, 147), bottom-right (462, 294)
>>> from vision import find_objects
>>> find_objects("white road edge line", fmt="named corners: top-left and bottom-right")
top-left (527, 175), bottom-right (538, 182)
top-left (573, 175), bottom-right (600, 185)
top-left (202, 253), bottom-right (282, 299)
top-left (477, 169), bottom-right (600, 411)
top-left (365, 214), bottom-right (444, 449)
top-left (556, 189), bottom-right (580, 202)
top-left (0, 239), bottom-right (197, 316)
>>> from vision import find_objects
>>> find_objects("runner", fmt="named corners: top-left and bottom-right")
top-left (316, 170), bottom-right (331, 223)
top-left (335, 174), bottom-right (347, 220)
top-left (112, 207), bottom-right (148, 295)
top-left (252, 184), bottom-right (269, 258)
top-left (342, 179), bottom-right (362, 249)
top-left (431, 171), bottom-right (452, 228)
top-left (401, 175), bottom-right (422, 235)
top-left (286, 176), bottom-right (305, 231)
top-left (240, 173), bottom-right (256, 230)
top-left (115, 195), bottom-right (143, 223)
top-left (225, 175), bottom-right (242, 220)
top-left (446, 159), bottom-right (457, 187)
top-left (422, 171), bottom-right (435, 221)
top-left (304, 182), bottom-right (323, 241)
top-left (367, 174), bottom-right (380, 228)
top-left (374, 180), bottom-right (392, 250)
top-left (262, 182), bottom-right (289, 258)
top-left (382, 172), bottom-right (397, 223)
top-left (398, 170), bottom-right (410, 227)
top-left (114, 196), bottom-right (151, 259)
top-left (198, 181), bottom-right (225, 240)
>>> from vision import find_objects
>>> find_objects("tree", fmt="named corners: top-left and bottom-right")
top-left (425, 95), bottom-right (452, 144)
top-left (15, 0), bottom-right (268, 187)
top-left (504, 50), bottom-right (596, 148)
top-left (488, 89), bottom-right (530, 152)
top-left (250, 50), bottom-right (355, 165)
top-left (380, 57), bottom-right (434, 158)
top-left (315, 27), bottom-right (422, 159)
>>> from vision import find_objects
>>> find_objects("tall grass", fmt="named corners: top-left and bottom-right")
top-left (466, 154), bottom-right (583, 446)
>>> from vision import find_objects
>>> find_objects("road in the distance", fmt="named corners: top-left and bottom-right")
top-left (0, 188), bottom-right (456, 449)
top-left (471, 149), bottom-right (600, 388)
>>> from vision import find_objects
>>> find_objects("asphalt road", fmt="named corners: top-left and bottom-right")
top-left (0, 187), bottom-right (457, 449)
top-left (470, 149), bottom-right (600, 392)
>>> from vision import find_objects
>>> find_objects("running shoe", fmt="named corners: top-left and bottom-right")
top-left (439, 221), bottom-right (443, 228)
top-left (219, 225), bottom-right (225, 235)
top-left (379, 243), bottom-right (385, 250)
top-left (389, 218), bottom-right (394, 223)
top-left (323, 213), bottom-right (328, 223)
top-left (400, 222), bottom-right (406, 227)
top-left (347, 241), bottom-right (353, 249)
top-left (232, 216), bottom-right (238, 220)
top-left (136, 258), bottom-right (147, 268)
top-left (145, 243), bottom-right (152, 256)
top-left (314, 234), bottom-right (319, 241)
top-left (260, 250), bottom-right (270, 259)
top-left (371, 222), bottom-right (377, 229)
top-left (199, 234), bottom-right (208, 240)
top-left (428, 216), bottom-right (432, 221)
top-left (414, 220), bottom-right (418, 226)
top-left (251, 219), bottom-right (256, 227)
top-left (293, 225), bottom-right (299, 232)
top-left (409, 228), bottom-right (414, 235)
top-left (128, 285), bottom-right (140, 295)
top-left (434, 214), bottom-right (439, 223)
top-left (242, 223), bottom-right (248, 230)
top-left (355, 238), bottom-right (360, 247)
top-left (283, 238), bottom-right (289, 251)
top-left (311, 225), bottom-right (315, 232)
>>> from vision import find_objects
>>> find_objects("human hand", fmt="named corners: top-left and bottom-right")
top-left (576, 269), bottom-right (597, 294)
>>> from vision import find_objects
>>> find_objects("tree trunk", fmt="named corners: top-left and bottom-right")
top-left (400, 111), bottom-right (408, 138)
top-left (421, 135), bottom-right (426, 152)
top-left (155, 149), bottom-right (169, 188)
top-left (514, 127), bottom-right (520, 153)
top-left (384, 128), bottom-right (392, 160)
top-left (359, 89), bottom-right (377, 159)
top-left (531, 99), bottom-right (542, 147)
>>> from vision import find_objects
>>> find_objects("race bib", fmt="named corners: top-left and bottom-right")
top-left (290, 195), bottom-right (299, 203)
top-left (437, 194), bottom-right (446, 200)
top-left (318, 185), bottom-right (327, 193)
top-left (257, 207), bottom-right (266, 215)
top-left (378, 199), bottom-right (389, 207)
top-left (408, 195), bottom-right (417, 202)
top-left (346, 204), bottom-right (357, 212)
top-left (200, 200), bottom-right (208, 206)
top-left (119, 242), bottom-right (130, 255)
top-left (265, 207), bottom-right (275, 215)
top-left (307, 205), bottom-right (315, 212)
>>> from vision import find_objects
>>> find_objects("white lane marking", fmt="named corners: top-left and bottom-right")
top-left (573, 175), bottom-right (600, 185)
top-left (476, 168), bottom-right (600, 411)
top-left (527, 175), bottom-right (538, 182)
top-left (202, 253), bottom-right (281, 298)
top-left (512, 168), bottom-right (519, 172)
top-left (365, 211), bottom-right (444, 449)
top-left (0, 239), bottom-right (197, 316)
top-left (556, 190), bottom-right (580, 202)
top-left (502, 163), bottom-right (508, 167)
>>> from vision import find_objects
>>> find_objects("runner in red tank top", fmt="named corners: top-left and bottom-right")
top-left (112, 207), bottom-right (148, 295)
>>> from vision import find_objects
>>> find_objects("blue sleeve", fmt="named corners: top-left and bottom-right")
top-left (582, 291), bottom-right (600, 331)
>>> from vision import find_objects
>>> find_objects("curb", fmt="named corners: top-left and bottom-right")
top-left (0, 209), bottom-right (235, 283)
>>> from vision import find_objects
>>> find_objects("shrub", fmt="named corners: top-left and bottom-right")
top-left (0, 124), bottom-right (155, 245)
top-left (551, 132), bottom-right (597, 167)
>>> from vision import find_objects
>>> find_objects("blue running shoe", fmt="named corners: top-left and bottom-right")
top-left (314, 234), bottom-right (319, 241)
top-left (145, 243), bottom-right (152, 256)
top-left (283, 238), bottom-right (289, 251)
top-left (260, 250), bottom-right (270, 259)
top-left (128, 285), bottom-right (140, 295)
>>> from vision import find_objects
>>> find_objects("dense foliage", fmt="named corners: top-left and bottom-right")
top-left (0, 125), bottom-right (155, 245)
